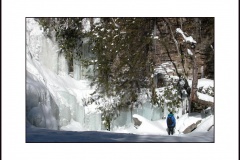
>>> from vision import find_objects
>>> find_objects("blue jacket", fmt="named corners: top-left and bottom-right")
top-left (166, 113), bottom-right (176, 128)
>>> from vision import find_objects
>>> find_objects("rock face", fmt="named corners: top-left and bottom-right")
top-left (153, 18), bottom-right (214, 80)
top-left (183, 120), bottom-right (202, 134)
top-left (133, 117), bottom-right (142, 128)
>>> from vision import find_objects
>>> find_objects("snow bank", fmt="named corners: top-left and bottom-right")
top-left (132, 114), bottom-right (165, 135)
top-left (197, 92), bottom-right (214, 102)
top-left (60, 119), bottom-right (85, 131)
top-left (114, 113), bottom-right (214, 136)
top-left (154, 62), bottom-right (175, 75)
top-left (188, 78), bottom-right (214, 103)
top-left (193, 115), bottom-right (214, 132)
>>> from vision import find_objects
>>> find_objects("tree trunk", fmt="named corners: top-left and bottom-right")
top-left (106, 119), bottom-right (111, 131)
top-left (180, 18), bottom-right (183, 30)
top-left (190, 49), bottom-right (198, 113)
top-left (190, 49), bottom-right (214, 109)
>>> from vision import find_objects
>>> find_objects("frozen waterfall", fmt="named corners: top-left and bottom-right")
top-left (26, 18), bottom-right (98, 130)
top-left (26, 72), bottom-right (59, 130)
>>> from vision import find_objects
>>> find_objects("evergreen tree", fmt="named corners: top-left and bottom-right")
top-left (88, 18), bottom-right (157, 113)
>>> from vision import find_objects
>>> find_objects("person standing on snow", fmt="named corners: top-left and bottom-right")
top-left (166, 112), bottom-right (176, 135)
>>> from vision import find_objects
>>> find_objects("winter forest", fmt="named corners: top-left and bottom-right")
top-left (26, 17), bottom-right (215, 142)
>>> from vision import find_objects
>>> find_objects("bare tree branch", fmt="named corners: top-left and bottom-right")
top-left (161, 41), bottom-right (181, 78)
top-left (163, 18), bottom-right (181, 55)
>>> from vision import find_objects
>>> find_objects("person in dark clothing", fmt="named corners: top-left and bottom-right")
top-left (166, 112), bottom-right (176, 135)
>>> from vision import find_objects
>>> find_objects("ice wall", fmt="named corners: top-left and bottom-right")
top-left (73, 57), bottom-right (82, 80)
top-left (26, 18), bottom-right (99, 131)
top-left (58, 53), bottom-right (69, 76)
top-left (73, 37), bottom-right (95, 80)
top-left (26, 72), bottom-right (59, 130)
top-left (113, 98), bottom-right (189, 128)
top-left (84, 112), bottom-right (102, 130)
top-left (26, 18), bottom-right (69, 75)
top-left (26, 18), bottom-right (60, 129)
top-left (40, 35), bottom-right (58, 73)
top-left (57, 91), bottom-right (85, 126)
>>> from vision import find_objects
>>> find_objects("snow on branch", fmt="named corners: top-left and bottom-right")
top-left (112, 18), bottom-right (120, 28)
top-left (187, 49), bottom-right (193, 56)
top-left (176, 28), bottom-right (197, 44)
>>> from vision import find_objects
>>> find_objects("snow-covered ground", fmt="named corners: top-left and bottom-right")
top-left (26, 127), bottom-right (214, 142)
top-left (27, 112), bottom-right (214, 142)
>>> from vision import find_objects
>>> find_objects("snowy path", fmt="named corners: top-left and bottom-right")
top-left (26, 127), bottom-right (214, 143)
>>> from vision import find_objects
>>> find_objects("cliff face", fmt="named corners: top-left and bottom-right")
top-left (152, 18), bottom-right (214, 80)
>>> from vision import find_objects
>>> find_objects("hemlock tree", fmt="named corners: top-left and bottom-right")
top-left (88, 18), bottom-right (158, 120)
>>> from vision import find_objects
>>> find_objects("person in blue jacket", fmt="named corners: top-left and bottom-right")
top-left (166, 112), bottom-right (176, 135)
